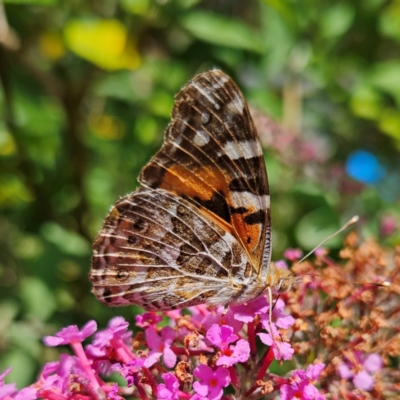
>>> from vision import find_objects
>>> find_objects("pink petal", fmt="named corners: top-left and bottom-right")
top-left (207, 384), bottom-right (223, 400)
top-left (231, 296), bottom-right (269, 323)
top-left (161, 326), bottom-right (175, 345)
top-left (275, 314), bottom-right (296, 329)
top-left (215, 367), bottom-right (231, 387)
top-left (219, 325), bottom-right (237, 346)
top-left (144, 351), bottom-right (162, 368)
top-left (306, 363), bottom-right (325, 380)
top-left (193, 381), bottom-right (209, 397)
top-left (275, 260), bottom-right (288, 269)
top-left (279, 384), bottom-right (293, 400)
top-left (80, 320), bottom-right (97, 339)
top-left (272, 342), bottom-right (294, 361)
top-left (353, 370), bottom-right (374, 391)
top-left (206, 324), bottom-right (223, 347)
top-left (363, 354), bottom-right (382, 373)
top-left (145, 327), bottom-right (162, 350)
top-left (257, 332), bottom-right (273, 346)
top-left (193, 364), bottom-right (214, 381)
top-left (157, 384), bottom-right (172, 399)
top-left (163, 347), bottom-right (177, 368)
top-left (0, 383), bottom-right (18, 398)
top-left (337, 363), bottom-right (353, 379)
top-left (162, 372), bottom-right (179, 390)
top-left (43, 335), bottom-right (66, 347)
top-left (231, 339), bottom-right (250, 362)
top-left (303, 383), bottom-right (326, 400)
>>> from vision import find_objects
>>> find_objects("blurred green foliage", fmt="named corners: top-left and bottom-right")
top-left (0, 0), bottom-right (399, 386)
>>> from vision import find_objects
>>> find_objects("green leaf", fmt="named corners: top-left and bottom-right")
top-left (295, 207), bottom-right (340, 250)
top-left (369, 60), bottom-right (400, 105)
top-left (0, 300), bottom-right (19, 327)
top-left (4, 0), bottom-right (56, 4)
top-left (20, 276), bottom-right (56, 321)
top-left (320, 3), bottom-right (355, 38)
top-left (41, 222), bottom-right (90, 256)
top-left (146, 90), bottom-right (174, 118)
top-left (0, 350), bottom-right (35, 388)
top-left (259, 0), bottom-right (296, 28)
top-left (180, 11), bottom-right (264, 53)
top-left (379, 1), bottom-right (400, 42)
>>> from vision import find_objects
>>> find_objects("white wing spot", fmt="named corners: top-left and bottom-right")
top-left (201, 112), bottom-right (210, 124)
top-left (223, 140), bottom-right (263, 160)
top-left (193, 129), bottom-right (210, 147)
top-left (230, 192), bottom-right (270, 210)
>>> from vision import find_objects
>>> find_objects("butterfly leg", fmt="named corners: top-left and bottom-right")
top-left (266, 287), bottom-right (283, 359)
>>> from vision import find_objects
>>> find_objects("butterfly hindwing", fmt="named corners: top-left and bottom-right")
top-left (91, 188), bottom-right (253, 310)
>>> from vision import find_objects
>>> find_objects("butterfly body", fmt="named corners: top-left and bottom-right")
top-left (90, 70), bottom-right (296, 310)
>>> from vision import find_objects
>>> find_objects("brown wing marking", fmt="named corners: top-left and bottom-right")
top-left (140, 70), bottom-right (271, 277)
top-left (90, 189), bottom-right (250, 310)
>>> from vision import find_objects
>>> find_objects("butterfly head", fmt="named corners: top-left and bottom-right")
top-left (269, 262), bottom-right (298, 293)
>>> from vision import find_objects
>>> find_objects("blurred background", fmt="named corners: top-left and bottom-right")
top-left (0, 0), bottom-right (399, 387)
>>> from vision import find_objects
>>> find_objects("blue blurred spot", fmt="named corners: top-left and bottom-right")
top-left (346, 150), bottom-right (385, 184)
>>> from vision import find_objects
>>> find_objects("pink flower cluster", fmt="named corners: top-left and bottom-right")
top-left (0, 295), bottom-right (327, 400)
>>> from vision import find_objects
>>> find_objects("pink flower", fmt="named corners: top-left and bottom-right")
top-left (0, 367), bottom-right (18, 399)
top-left (284, 248), bottom-right (303, 261)
top-left (157, 372), bottom-right (179, 400)
top-left (144, 326), bottom-right (176, 368)
top-left (135, 312), bottom-right (162, 328)
top-left (258, 324), bottom-right (294, 361)
top-left (43, 320), bottom-right (97, 346)
top-left (280, 363), bottom-right (326, 400)
top-left (190, 395), bottom-right (208, 400)
top-left (35, 354), bottom-right (87, 398)
top-left (206, 324), bottom-right (250, 367)
top-left (231, 296), bottom-right (270, 323)
top-left (283, 248), bottom-right (303, 261)
top-left (260, 298), bottom-right (295, 330)
top-left (206, 324), bottom-right (238, 350)
top-left (108, 383), bottom-right (124, 400)
top-left (337, 352), bottom-right (383, 391)
top-left (86, 316), bottom-right (132, 358)
top-left (111, 358), bottom-right (145, 386)
top-left (193, 364), bottom-right (231, 400)
top-left (379, 215), bottom-right (398, 237)
top-left (190, 306), bottom-right (243, 334)
top-left (275, 260), bottom-right (289, 269)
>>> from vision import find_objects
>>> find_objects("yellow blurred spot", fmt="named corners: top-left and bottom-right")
top-left (378, 108), bottom-right (400, 140)
top-left (0, 176), bottom-right (33, 207)
top-left (0, 130), bottom-right (16, 155)
top-left (39, 32), bottom-right (65, 60)
top-left (350, 87), bottom-right (382, 120)
top-left (121, 0), bottom-right (150, 15)
top-left (64, 19), bottom-right (140, 70)
top-left (90, 115), bottom-right (125, 140)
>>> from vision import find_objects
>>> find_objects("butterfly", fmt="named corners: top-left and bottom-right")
top-left (90, 70), bottom-right (297, 311)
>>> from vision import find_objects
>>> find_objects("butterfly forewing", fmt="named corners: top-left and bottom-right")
top-left (140, 70), bottom-right (271, 275)
top-left (90, 70), bottom-right (274, 310)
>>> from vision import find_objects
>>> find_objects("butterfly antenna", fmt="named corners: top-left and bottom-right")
top-left (293, 215), bottom-right (392, 288)
top-left (296, 215), bottom-right (359, 265)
